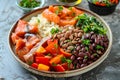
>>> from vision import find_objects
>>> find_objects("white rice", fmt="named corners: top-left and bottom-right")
top-left (28, 14), bottom-right (60, 37)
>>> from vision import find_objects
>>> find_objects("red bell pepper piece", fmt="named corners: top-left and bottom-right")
top-left (54, 64), bottom-right (65, 72)
top-left (60, 48), bottom-right (71, 57)
top-left (61, 63), bottom-right (69, 70)
top-left (31, 63), bottom-right (38, 69)
top-left (35, 57), bottom-right (50, 66)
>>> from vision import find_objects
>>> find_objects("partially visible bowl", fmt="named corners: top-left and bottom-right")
top-left (8, 5), bottom-right (112, 77)
top-left (87, 0), bottom-right (119, 15)
top-left (16, 0), bottom-right (45, 13)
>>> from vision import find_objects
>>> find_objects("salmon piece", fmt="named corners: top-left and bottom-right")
top-left (42, 9), bottom-right (60, 24)
top-left (72, 7), bottom-right (84, 16)
top-left (25, 35), bottom-right (40, 50)
top-left (15, 38), bottom-right (25, 51)
top-left (16, 47), bottom-right (29, 61)
top-left (15, 20), bottom-right (27, 36)
top-left (29, 25), bottom-right (38, 33)
top-left (60, 7), bottom-right (72, 19)
top-left (59, 19), bottom-right (77, 26)
top-left (11, 33), bottom-right (21, 44)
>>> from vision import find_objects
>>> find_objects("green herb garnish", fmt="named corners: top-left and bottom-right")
top-left (75, 14), bottom-right (107, 35)
top-left (50, 28), bottom-right (59, 34)
top-left (19, 0), bottom-right (40, 8)
top-left (96, 45), bottom-right (104, 50)
top-left (84, 55), bottom-right (88, 59)
top-left (82, 39), bottom-right (90, 46)
top-left (85, 46), bottom-right (89, 51)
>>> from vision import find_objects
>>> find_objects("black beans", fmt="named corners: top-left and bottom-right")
top-left (70, 55), bottom-right (76, 61)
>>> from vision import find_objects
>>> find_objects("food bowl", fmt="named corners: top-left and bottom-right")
top-left (8, 5), bottom-right (112, 77)
top-left (87, 0), bottom-right (119, 15)
top-left (16, 0), bottom-right (45, 13)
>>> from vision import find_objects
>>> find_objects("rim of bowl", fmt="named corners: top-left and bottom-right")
top-left (16, 0), bottom-right (46, 10)
top-left (8, 5), bottom-right (113, 77)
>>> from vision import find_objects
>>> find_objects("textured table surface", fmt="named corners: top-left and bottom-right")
top-left (0, 0), bottom-right (120, 80)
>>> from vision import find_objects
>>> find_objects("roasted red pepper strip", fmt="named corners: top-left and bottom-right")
top-left (35, 57), bottom-right (50, 66)
top-left (54, 64), bottom-right (65, 72)
top-left (60, 48), bottom-right (71, 57)
top-left (45, 39), bottom-right (59, 56)
top-left (31, 63), bottom-right (38, 69)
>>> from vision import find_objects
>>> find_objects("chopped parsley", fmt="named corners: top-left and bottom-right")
top-left (50, 28), bottom-right (59, 34)
top-left (84, 55), bottom-right (88, 59)
top-left (96, 45), bottom-right (104, 50)
top-left (75, 14), bottom-right (107, 35)
top-left (82, 39), bottom-right (90, 46)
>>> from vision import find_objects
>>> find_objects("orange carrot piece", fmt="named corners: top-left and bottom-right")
top-left (49, 54), bottom-right (64, 65)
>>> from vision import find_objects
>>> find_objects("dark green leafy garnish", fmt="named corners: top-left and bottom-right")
top-left (75, 14), bottom-right (106, 35)
top-left (82, 39), bottom-right (90, 46)
top-left (50, 28), bottom-right (59, 34)
top-left (96, 45), bottom-right (104, 50)
top-left (19, 0), bottom-right (40, 8)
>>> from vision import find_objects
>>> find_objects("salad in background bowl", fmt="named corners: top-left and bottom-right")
top-left (8, 5), bottom-right (112, 77)
top-left (16, 0), bottom-right (45, 13)
top-left (87, 0), bottom-right (119, 15)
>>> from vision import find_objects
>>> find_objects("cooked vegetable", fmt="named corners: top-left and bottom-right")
top-left (19, 0), bottom-right (40, 8)
top-left (31, 63), bottom-right (38, 69)
top-left (53, 64), bottom-right (65, 72)
top-left (38, 64), bottom-right (50, 71)
top-left (49, 54), bottom-right (64, 65)
top-left (35, 46), bottom-right (46, 54)
top-left (35, 57), bottom-right (49, 65)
